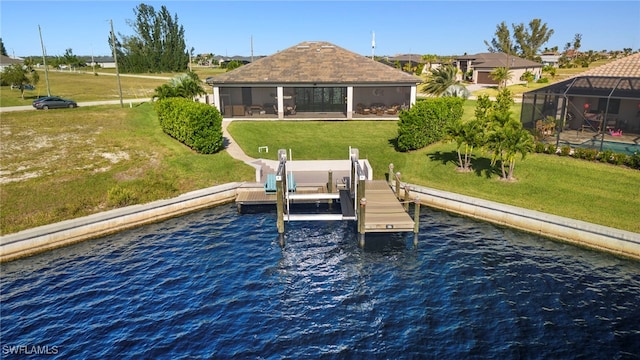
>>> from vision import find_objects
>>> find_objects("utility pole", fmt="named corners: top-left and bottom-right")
top-left (38, 25), bottom-right (51, 96)
top-left (371, 31), bottom-right (375, 60)
top-left (110, 19), bottom-right (124, 108)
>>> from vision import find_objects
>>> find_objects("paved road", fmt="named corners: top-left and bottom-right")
top-left (0, 98), bottom-right (152, 113)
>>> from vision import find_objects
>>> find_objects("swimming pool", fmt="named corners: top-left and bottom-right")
top-left (580, 139), bottom-right (640, 155)
top-left (1, 204), bottom-right (639, 358)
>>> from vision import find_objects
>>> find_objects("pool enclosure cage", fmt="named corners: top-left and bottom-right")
top-left (520, 76), bottom-right (640, 153)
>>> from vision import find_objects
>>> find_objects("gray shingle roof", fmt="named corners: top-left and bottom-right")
top-left (206, 41), bottom-right (422, 85)
top-left (456, 52), bottom-right (542, 69)
top-left (0, 55), bottom-right (23, 66)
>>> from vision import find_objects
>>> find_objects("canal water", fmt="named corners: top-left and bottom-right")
top-left (1, 204), bottom-right (639, 359)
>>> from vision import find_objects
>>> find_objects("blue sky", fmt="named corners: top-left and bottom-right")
top-left (1, 1), bottom-right (639, 58)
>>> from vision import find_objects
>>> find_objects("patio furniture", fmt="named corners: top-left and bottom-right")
top-left (536, 119), bottom-right (554, 138)
top-left (581, 112), bottom-right (603, 133)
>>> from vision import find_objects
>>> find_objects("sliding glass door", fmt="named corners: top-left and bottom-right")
top-left (294, 87), bottom-right (346, 112)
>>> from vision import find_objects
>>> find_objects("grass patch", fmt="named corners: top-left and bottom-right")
top-left (1, 70), bottom-right (172, 107)
top-left (0, 103), bottom-right (254, 234)
top-left (229, 120), bottom-right (640, 233)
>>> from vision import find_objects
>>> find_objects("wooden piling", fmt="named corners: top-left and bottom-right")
top-left (388, 163), bottom-right (394, 186)
top-left (403, 185), bottom-right (410, 211)
top-left (328, 170), bottom-right (333, 208)
top-left (358, 197), bottom-right (367, 247)
top-left (413, 197), bottom-right (420, 234)
top-left (276, 175), bottom-right (284, 234)
top-left (395, 172), bottom-right (401, 199)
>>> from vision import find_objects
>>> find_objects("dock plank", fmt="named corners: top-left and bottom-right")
top-left (363, 180), bottom-right (415, 233)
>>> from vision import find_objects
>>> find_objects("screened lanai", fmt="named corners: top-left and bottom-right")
top-left (520, 75), bottom-right (640, 154)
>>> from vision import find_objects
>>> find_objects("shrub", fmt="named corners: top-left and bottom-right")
top-left (611, 153), bottom-right (627, 166)
top-left (396, 97), bottom-right (464, 152)
top-left (598, 150), bottom-right (614, 163)
top-left (155, 98), bottom-right (224, 154)
top-left (625, 152), bottom-right (640, 169)
top-left (534, 142), bottom-right (546, 153)
top-left (560, 145), bottom-right (571, 156)
top-left (536, 77), bottom-right (549, 83)
top-left (107, 185), bottom-right (136, 207)
top-left (546, 144), bottom-right (557, 155)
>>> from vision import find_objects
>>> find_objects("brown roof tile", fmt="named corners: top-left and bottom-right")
top-left (206, 41), bottom-right (422, 85)
top-left (456, 52), bottom-right (542, 69)
top-left (573, 52), bottom-right (640, 78)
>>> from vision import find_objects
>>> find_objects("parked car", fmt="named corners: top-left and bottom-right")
top-left (10, 84), bottom-right (35, 90)
top-left (32, 96), bottom-right (78, 110)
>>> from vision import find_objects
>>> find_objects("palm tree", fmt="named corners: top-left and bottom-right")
top-left (422, 64), bottom-right (459, 96)
top-left (487, 112), bottom-right (534, 181)
top-left (153, 71), bottom-right (206, 100)
top-left (520, 71), bottom-right (535, 87)
top-left (490, 67), bottom-right (513, 89)
top-left (446, 118), bottom-right (483, 172)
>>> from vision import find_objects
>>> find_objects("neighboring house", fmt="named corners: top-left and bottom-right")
top-left (0, 54), bottom-right (23, 71)
top-left (539, 52), bottom-right (561, 67)
top-left (520, 52), bottom-right (640, 145)
top-left (88, 56), bottom-right (116, 69)
top-left (205, 41), bottom-right (422, 120)
top-left (455, 52), bottom-right (543, 86)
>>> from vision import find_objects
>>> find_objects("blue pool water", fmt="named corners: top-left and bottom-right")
top-left (1, 204), bottom-right (640, 359)
top-left (580, 139), bottom-right (640, 155)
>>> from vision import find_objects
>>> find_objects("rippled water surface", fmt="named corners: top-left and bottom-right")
top-left (2, 204), bottom-right (640, 359)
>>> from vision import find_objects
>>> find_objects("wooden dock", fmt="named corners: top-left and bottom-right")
top-left (235, 148), bottom-right (418, 245)
top-left (361, 180), bottom-right (415, 233)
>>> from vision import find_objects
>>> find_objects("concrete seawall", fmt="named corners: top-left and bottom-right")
top-left (405, 184), bottom-right (640, 261)
top-left (2, 181), bottom-right (639, 262)
top-left (0, 183), bottom-right (241, 263)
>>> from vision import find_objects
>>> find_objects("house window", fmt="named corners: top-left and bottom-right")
top-left (597, 98), bottom-right (620, 114)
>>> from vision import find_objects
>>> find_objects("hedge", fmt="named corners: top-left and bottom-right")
top-left (397, 97), bottom-right (464, 152)
top-left (155, 98), bottom-right (224, 154)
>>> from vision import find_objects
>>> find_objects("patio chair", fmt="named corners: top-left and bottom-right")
top-left (581, 112), bottom-right (603, 133)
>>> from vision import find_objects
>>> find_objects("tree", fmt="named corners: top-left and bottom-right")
top-left (153, 71), bottom-right (206, 100)
top-left (60, 48), bottom-right (82, 70)
top-left (512, 19), bottom-right (554, 61)
top-left (421, 54), bottom-right (438, 71)
top-left (224, 60), bottom-right (242, 71)
top-left (422, 64), bottom-right (460, 96)
top-left (1, 64), bottom-right (39, 99)
top-left (573, 33), bottom-right (582, 55)
top-left (490, 67), bottom-right (512, 89)
top-left (445, 118), bottom-right (483, 172)
top-left (487, 112), bottom-right (534, 181)
top-left (0, 38), bottom-right (7, 56)
top-left (494, 88), bottom-right (515, 115)
top-left (484, 22), bottom-right (516, 55)
top-left (112, 3), bottom-right (189, 73)
top-left (486, 19), bottom-right (554, 61)
top-left (520, 71), bottom-right (535, 87)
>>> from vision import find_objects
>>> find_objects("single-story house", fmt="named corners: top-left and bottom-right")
top-left (520, 52), bottom-right (640, 149)
top-left (205, 41), bottom-right (422, 120)
top-left (0, 55), bottom-right (23, 71)
top-left (539, 52), bottom-right (561, 68)
top-left (455, 52), bottom-right (543, 86)
top-left (88, 56), bottom-right (116, 69)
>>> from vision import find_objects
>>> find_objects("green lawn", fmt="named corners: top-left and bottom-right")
top-left (0, 103), bottom-right (253, 234)
top-left (229, 120), bottom-right (640, 233)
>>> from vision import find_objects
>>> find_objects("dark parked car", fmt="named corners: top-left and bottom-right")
top-left (32, 96), bottom-right (78, 110)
